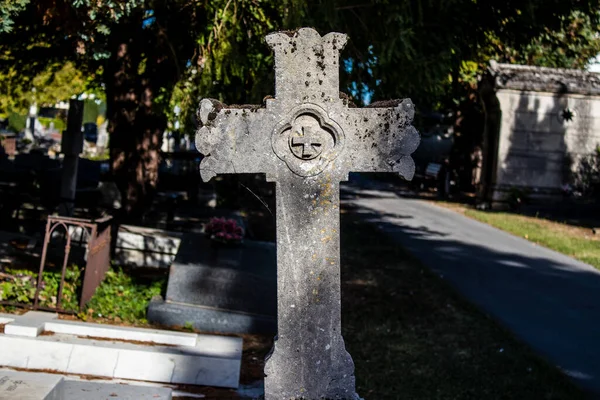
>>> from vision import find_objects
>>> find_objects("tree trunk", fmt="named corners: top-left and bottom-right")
top-left (105, 19), bottom-right (165, 222)
top-left (104, 6), bottom-right (195, 222)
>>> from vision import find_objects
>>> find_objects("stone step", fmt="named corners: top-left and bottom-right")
top-left (2, 311), bottom-right (199, 346)
top-left (0, 311), bottom-right (242, 388)
top-left (44, 319), bottom-right (198, 347)
top-left (0, 334), bottom-right (241, 388)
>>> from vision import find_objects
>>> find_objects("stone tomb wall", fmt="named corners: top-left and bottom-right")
top-left (494, 89), bottom-right (600, 200)
top-left (486, 63), bottom-right (600, 203)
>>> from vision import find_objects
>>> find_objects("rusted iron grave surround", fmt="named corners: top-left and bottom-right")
top-left (195, 28), bottom-right (420, 399)
top-left (1, 215), bottom-right (112, 313)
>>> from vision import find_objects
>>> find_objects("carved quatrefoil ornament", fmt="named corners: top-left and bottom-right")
top-left (272, 104), bottom-right (345, 177)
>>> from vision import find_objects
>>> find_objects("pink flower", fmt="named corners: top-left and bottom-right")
top-left (205, 217), bottom-right (243, 243)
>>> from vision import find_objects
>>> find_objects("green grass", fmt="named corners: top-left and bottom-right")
top-left (340, 210), bottom-right (586, 399)
top-left (231, 211), bottom-right (586, 399)
top-left (0, 264), bottom-right (82, 311)
top-left (437, 202), bottom-right (600, 269)
top-left (82, 267), bottom-right (165, 324)
top-left (0, 266), bottom-right (165, 325)
top-left (0, 213), bottom-right (588, 399)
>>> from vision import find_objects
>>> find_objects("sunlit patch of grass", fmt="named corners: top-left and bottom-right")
top-left (436, 202), bottom-right (600, 269)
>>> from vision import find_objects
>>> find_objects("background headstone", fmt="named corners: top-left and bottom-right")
top-left (58, 99), bottom-right (84, 216)
top-left (147, 233), bottom-right (277, 334)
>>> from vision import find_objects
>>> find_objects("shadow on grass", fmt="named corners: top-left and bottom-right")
top-left (340, 181), bottom-right (596, 399)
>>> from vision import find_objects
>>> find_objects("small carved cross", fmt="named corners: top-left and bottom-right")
top-left (196, 28), bottom-right (420, 399)
top-left (291, 120), bottom-right (324, 159)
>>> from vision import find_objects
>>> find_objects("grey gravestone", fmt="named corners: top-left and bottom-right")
top-left (59, 381), bottom-right (172, 400)
top-left (195, 28), bottom-right (419, 399)
top-left (147, 233), bottom-right (277, 334)
top-left (0, 370), bottom-right (63, 400)
top-left (58, 99), bottom-right (84, 216)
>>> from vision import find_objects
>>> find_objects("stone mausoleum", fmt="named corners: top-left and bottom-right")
top-left (480, 61), bottom-right (600, 205)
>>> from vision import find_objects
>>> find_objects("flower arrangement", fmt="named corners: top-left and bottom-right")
top-left (204, 217), bottom-right (244, 244)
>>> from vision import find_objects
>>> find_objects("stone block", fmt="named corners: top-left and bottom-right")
top-left (0, 370), bottom-right (63, 400)
top-left (113, 349), bottom-right (176, 382)
top-left (170, 354), bottom-right (240, 387)
top-left (24, 339), bottom-right (73, 371)
top-left (194, 333), bottom-right (243, 358)
top-left (491, 72), bottom-right (600, 200)
top-left (58, 380), bottom-right (172, 400)
top-left (4, 324), bottom-right (42, 338)
top-left (111, 338), bottom-right (242, 387)
top-left (44, 320), bottom-right (198, 347)
top-left (4, 311), bottom-right (57, 338)
top-left (147, 299), bottom-right (276, 335)
top-left (0, 336), bottom-right (32, 368)
top-left (115, 225), bottom-right (182, 268)
top-left (65, 345), bottom-right (119, 377)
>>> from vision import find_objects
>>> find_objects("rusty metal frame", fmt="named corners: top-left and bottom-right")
top-left (2, 215), bottom-right (113, 313)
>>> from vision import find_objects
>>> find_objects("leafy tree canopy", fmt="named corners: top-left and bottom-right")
top-left (0, 62), bottom-right (87, 116)
top-left (2, 0), bottom-right (600, 215)
top-left (2, 1), bottom-right (600, 117)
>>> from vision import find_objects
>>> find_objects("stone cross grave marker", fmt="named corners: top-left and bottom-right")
top-left (195, 28), bottom-right (420, 399)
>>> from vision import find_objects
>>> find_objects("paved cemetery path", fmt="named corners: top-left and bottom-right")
top-left (342, 180), bottom-right (600, 396)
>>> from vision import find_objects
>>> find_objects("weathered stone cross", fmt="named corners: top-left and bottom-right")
top-left (195, 28), bottom-right (419, 400)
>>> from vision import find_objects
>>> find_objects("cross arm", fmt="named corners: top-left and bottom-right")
top-left (195, 98), bottom-right (276, 182)
top-left (340, 99), bottom-right (420, 180)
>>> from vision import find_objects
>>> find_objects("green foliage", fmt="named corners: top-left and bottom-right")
top-left (83, 268), bottom-right (165, 324)
top-left (0, 66), bottom-right (29, 114)
top-left (32, 63), bottom-right (86, 107)
top-left (2, 0), bottom-right (600, 117)
top-left (83, 99), bottom-right (102, 125)
top-left (297, 1), bottom-right (600, 109)
top-left (7, 112), bottom-right (26, 132)
top-left (38, 117), bottom-right (66, 132)
top-left (167, 0), bottom-right (299, 132)
top-left (0, 62), bottom-right (87, 115)
top-left (0, 265), bottom-right (82, 311)
top-left (0, 0), bottom-right (28, 33)
top-left (82, 150), bottom-right (110, 161)
top-left (483, 11), bottom-right (600, 70)
top-left (0, 274), bottom-right (35, 303)
top-left (0, 265), bottom-right (165, 324)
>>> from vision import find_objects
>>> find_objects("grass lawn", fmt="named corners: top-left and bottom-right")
top-left (434, 201), bottom-right (600, 269)
top-left (0, 208), bottom-right (588, 399)
top-left (339, 209), bottom-right (585, 399)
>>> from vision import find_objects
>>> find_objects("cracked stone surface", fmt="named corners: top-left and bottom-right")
top-left (195, 27), bottom-right (420, 399)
